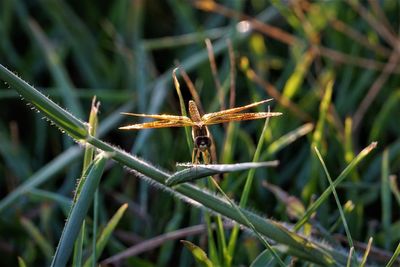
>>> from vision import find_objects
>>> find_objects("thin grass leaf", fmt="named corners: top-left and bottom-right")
top-left (250, 249), bottom-right (275, 267)
top-left (314, 147), bottom-right (355, 254)
top-left (389, 175), bottom-right (400, 206)
top-left (360, 237), bottom-right (373, 267)
top-left (204, 213), bottom-right (220, 266)
top-left (72, 223), bottom-right (85, 267)
top-left (0, 146), bottom-right (81, 213)
top-left (303, 76), bottom-right (333, 200)
top-left (51, 153), bottom-right (108, 267)
top-left (209, 178), bottom-right (286, 267)
top-left (295, 142), bottom-right (377, 231)
top-left (381, 149), bottom-right (392, 249)
top-left (173, 68), bottom-right (193, 153)
top-left (385, 242), bottom-right (400, 267)
top-left (27, 189), bottom-right (72, 213)
top-left (346, 247), bottom-right (354, 267)
top-left (228, 115), bottom-right (272, 261)
top-left (166, 161), bottom-right (278, 186)
top-left (265, 122), bottom-right (314, 156)
top-left (20, 217), bottom-right (54, 261)
top-left (282, 50), bottom-right (315, 100)
top-left (17, 257), bottom-right (27, 267)
top-left (181, 240), bottom-right (213, 267)
top-left (28, 19), bottom-right (84, 118)
top-left (83, 203), bottom-right (128, 267)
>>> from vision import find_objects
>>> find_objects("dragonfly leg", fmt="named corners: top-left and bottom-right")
top-left (202, 149), bottom-right (211, 164)
top-left (192, 148), bottom-right (201, 164)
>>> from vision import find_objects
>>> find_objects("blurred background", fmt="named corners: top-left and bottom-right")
top-left (1, 0), bottom-right (400, 266)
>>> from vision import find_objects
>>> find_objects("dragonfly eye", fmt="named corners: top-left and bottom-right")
top-left (195, 136), bottom-right (212, 151)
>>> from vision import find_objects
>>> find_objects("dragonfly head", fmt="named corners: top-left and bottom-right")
top-left (194, 136), bottom-right (212, 151)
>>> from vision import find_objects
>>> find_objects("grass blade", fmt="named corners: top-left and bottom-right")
top-left (295, 142), bottom-right (377, 231)
top-left (83, 203), bottom-right (128, 267)
top-left (50, 153), bottom-right (108, 267)
top-left (385, 242), bottom-right (400, 267)
top-left (314, 147), bottom-right (355, 256)
top-left (166, 161), bottom-right (279, 186)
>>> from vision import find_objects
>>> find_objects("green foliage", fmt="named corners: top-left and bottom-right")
top-left (1, 1), bottom-right (400, 266)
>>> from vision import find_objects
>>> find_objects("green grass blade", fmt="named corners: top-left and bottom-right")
top-left (265, 122), bottom-right (314, 156)
top-left (314, 147), bottom-right (355, 253)
top-left (28, 19), bottom-right (84, 118)
top-left (210, 178), bottom-right (286, 267)
top-left (385, 242), bottom-right (400, 267)
top-left (166, 161), bottom-right (278, 186)
top-left (295, 142), bottom-right (377, 231)
top-left (389, 175), bottom-right (400, 206)
top-left (0, 146), bottom-right (81, 213)
top-left (381, 149), bottom-right (392, 249)
top-left (20, 217), bottom-right (54, 261)
top-left (227, 116), bottom-right (271, 261)
top-left (181, 240), bottom-right (213, 267)
top-left (173, 68), bottom-right (194, 153)
top-left (50, 153), bottom-right (108, 267)
top-left (83, 203), bottom-right (128, 267)
top-left (360, 237), bottom-right (373, 267)
top-left (72, 223), bottom-right (85, 267)
top-left (346, 247), bottom-right (354, 267)
top-left (17, 257), bottom-right (27, 267)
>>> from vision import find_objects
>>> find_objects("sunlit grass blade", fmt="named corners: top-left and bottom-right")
top-left (295, 142), bottom-right (377, 231)
top-left (314, 147), bottom-right (355, 257)
top-left (265, 122), bottom-right (314, 156)
top-left (228, 115), bottom-right (271, 262)
top-left (17, 257), bottom-right (27, 267)
top-left (181, 240), bottom-right (213, 267)
top-left (50, 153), bottom-right (108, 267)
top-left (303, 75), bottom-right (333, 200)
top-left (360, 237), bottom-right (373, 267)
top-left (173, 68), bottom-right (193, 153)
top-left (385, 242), bottom-right (400, 267)
top-left (346, 247), bottom-right (354, 267)
top-left (83, 203), bottom-right (128, 267)
top-left (166, 161), bottom-right (279, 186)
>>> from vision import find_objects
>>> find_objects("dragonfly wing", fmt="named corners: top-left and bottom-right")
top-left (203, 112), bottom-right (282, 125)
top-left (121, 112), bottom-right (190, 121)
top-left (202, 99), bottom-right (272, 121)
top-left (119, 119), bottom-right (195, 130)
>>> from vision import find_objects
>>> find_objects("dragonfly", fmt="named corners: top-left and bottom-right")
top-left (119, 99), bottom-right (282, 164)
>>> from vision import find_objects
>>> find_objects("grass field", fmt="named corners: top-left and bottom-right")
top-left (1, 1), bottom-right (400, 266)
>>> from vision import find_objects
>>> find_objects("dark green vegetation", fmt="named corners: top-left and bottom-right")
top-left (1, 1), bottom-right (400, 266)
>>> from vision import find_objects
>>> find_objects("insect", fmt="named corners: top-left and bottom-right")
top-left (119, 99), bottom-right (281, 164)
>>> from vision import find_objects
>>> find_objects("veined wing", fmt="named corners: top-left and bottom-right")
top-left (201, 99), bottom-right (272, 121)
top-left (121, 112), bottom-right (191, 121)
top-left (202, 111), bottom-right (282, 125)
top-left (119, 112), bottom-right (194, 130)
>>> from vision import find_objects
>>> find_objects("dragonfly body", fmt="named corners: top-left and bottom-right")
top-left (120, 99), bottom-right (281, 164)
top-left (189, 100), bottom-right (212, 163)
